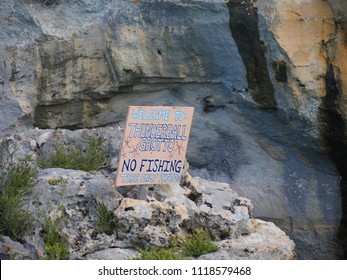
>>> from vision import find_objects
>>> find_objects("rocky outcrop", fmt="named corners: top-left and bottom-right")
top-left (198, 219), bottom-right (296, 260)
top-left (0, 127), bottom-right (295, 260)
top-left (1, 0), bottom-right (347, 259)
top-left (0, 236), bottom-right (38, 260)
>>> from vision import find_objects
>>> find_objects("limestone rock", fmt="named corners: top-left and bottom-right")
top-left (114, 198), bottom-right (183, 248)
top-left (28, 167), bottom-right (123, 257)
top-left (111, 175), bottom-right (295, 259)
top-left (85, 248), bottom-right (140, 260)
top-left (0, 126), bottom-right (296, 260)
top-left (0, 236), bottom-right (38, 260)
top-left (185, 177), bottom-right (254, 239)
top-left (198, 219), bottom-right (296, 260)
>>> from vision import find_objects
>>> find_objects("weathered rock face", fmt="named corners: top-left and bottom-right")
top-left (255, 0), bottom-right (347, 259)
top-left (0, 0), bottom-right (248, 131)
top-left (227, 0), bottom-right (277, 108)
top-left (26, 0), bottom-right (246, 129)
top-left (257, 0), bottom-right (347, 125)
top-left (1, 0), bottom-right (347, 259)
top-left (198, 219), bottom-right (296, 260)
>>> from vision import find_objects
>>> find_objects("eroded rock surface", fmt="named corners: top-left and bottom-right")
top-left (0, 127), bottom-right (295, 260)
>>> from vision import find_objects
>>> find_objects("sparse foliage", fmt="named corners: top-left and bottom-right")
top-left (0, 141), bottom-right (36, 241)
top-left (95, 201), bottom-right (117, 235)
top-left (181, 229), bottom-right (219, 257)
top-left (42, 215), bottom-right (69, 260)
top-left (133, 229), bottom-right (219, 260)
top-left (48, 177), bottom-right (63, 186)
top-left (133, 246), bottom-right (187, 260)
top-left (38, 134), bottom-right (108, 172)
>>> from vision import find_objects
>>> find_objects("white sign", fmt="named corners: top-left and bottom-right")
top-left (115, 106), bottom-right (194, 186)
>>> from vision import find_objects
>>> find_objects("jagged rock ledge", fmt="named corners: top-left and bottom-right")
top-left (0, 127), bottom-right (295, 260)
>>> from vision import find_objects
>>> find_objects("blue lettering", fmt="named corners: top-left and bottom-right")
top-left (121, 159), bottom-right (137, 172)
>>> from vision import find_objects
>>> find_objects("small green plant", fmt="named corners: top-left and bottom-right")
top-left (0, 195), bottom-right (34, 241)
top-left (0, 142), bottom-right (36, 241)
top-left (42, 215), bottom-right (69, 260)
top-left (134, 246), bottom-right (187, 260)
top-left (133, 229), bottom-right (219, 260)
top-left (47, 177), bottom-right (67, 197)
top-left (95, 201), bottom-right (116, 235)
top-left (38, 134), bottom-right (108, 172)
top-left (181, 229), bottom-right (219, 257)
top-left (48, 178), bottom-right (63, 185)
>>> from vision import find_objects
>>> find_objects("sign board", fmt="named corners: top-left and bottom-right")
top-left (115, 106), bottom-right (194, 186)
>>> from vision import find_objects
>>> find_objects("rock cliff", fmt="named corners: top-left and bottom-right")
top-left (0, 0), bottom-right (346, 259)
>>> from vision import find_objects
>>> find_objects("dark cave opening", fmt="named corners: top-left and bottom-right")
top-left (319, 63), bottom-right (347, 259)
top-left (226, 0), bottom-right (277, 109)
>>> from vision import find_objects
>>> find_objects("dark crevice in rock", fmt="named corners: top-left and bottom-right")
top-left (33, 99), bottom-right (110, 129)
top-left (226, 0), bottom-right (277, 109)
top-left (29, 0), bottom-right (61, 7)
top-left (318, 63), bottom-right (347, 259)
top-left (187, 192), bottom-right (202, 204)
top-left (272, 60), bottom-right (288, 83)
top-left (198, 95), bottom-right (229, 113)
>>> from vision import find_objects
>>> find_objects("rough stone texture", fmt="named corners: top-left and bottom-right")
top-left (0, 236), bottom-right (38, 260)
top-left (85, 248), bottom-right (140, 260)
top-left (113, 177), bottom-right (255, 248)
top-left (198, 219), bottom-right (296, 260)
top-left (28, 168), bottom-right (123, 258)
top-left (184, 177), bottom-right (254, 240)
top-left (1, 0), bottom-right (347, 259)
top-left (328, 0), bottom-right (347, 30)
top-left (257, 0), bottom-right (342, 125)
top-left (24, 0), bottom-right (246, 129)
top-left (227, 0), bottom-right (277, 108)
top-left (0, 0), bottom-right (248, 132)
top-left (0, 128), bottom-right (295, 260)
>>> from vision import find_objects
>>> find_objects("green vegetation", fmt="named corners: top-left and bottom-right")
top-left (47, 177), bottom-right (68, 197)
top-left (95, 201), bottom-right (116, 235)
top-left (48, 178), bottom-right (63, 185)
top-left (38, 135), bottom-right (108, 172)
top-left (134, 229), bottom-right (219, 260)
top-left (134, 246), bottom-right (187, 260)
top-left (181, 229), bottom-right (219, 257)
top-left (0, 195), bottom-right (34, 242)
top-left (0, 142), bottom-right (36, 241)
top-left (42, 215), bottom-right (69, 260)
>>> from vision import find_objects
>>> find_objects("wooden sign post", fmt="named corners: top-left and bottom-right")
top-left (115, 106), bottom-right (194, 193)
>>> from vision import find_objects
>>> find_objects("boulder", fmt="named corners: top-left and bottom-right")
top-left (0, 236), bottom-right (38, 260)
top-left (198, 219), bottom-right (296, 260)
top-left (85, 248), bottom-right (140, 260)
